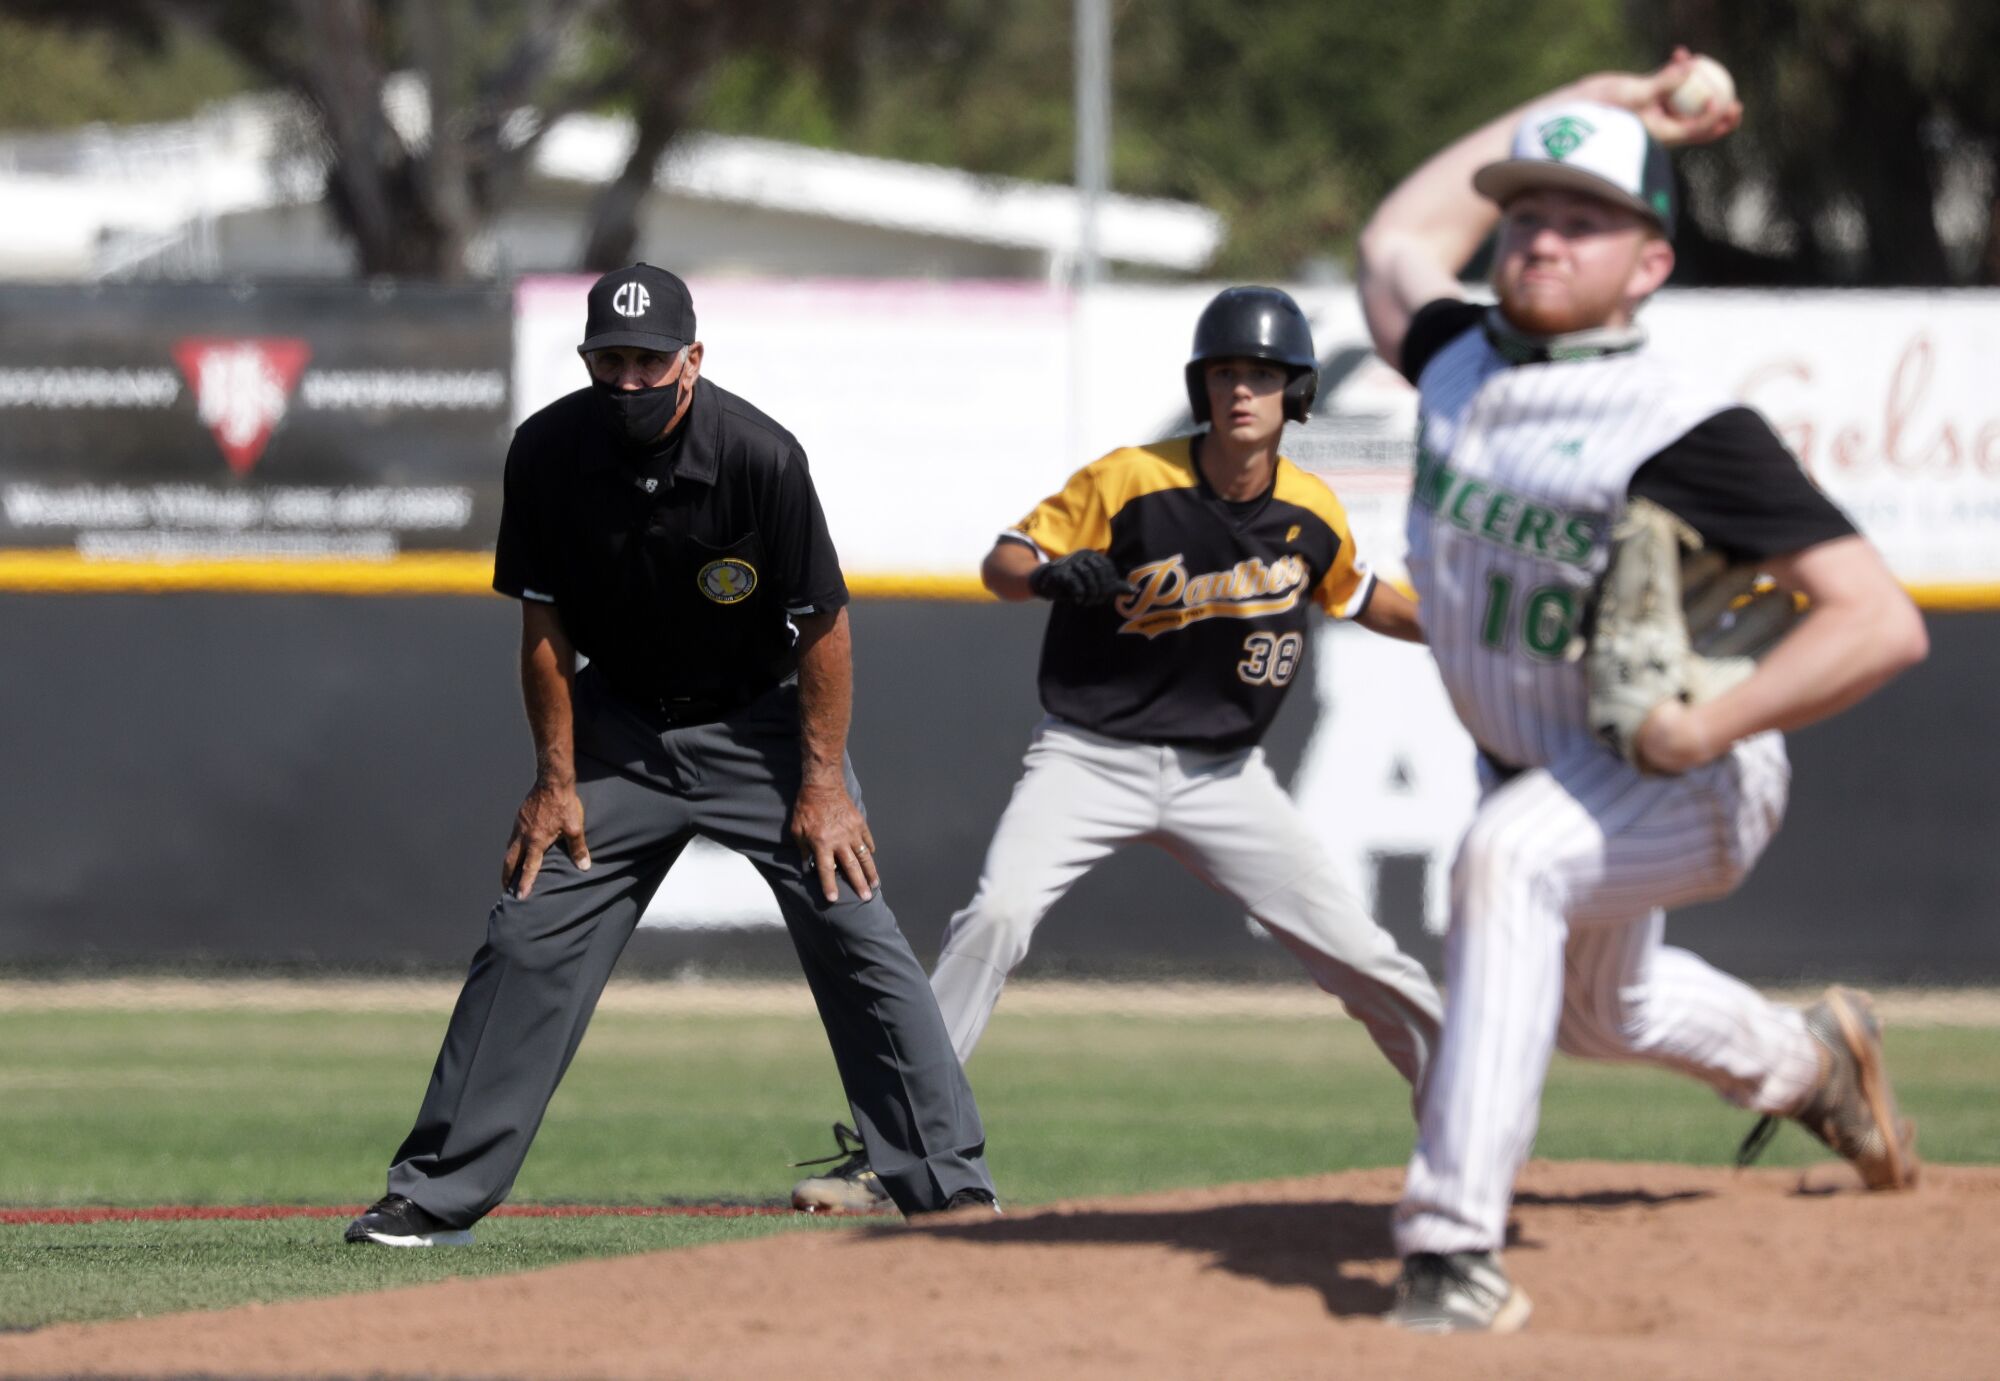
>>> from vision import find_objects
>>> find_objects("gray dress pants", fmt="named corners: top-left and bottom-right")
top-left (384, 668), bottom-right (992, 1223)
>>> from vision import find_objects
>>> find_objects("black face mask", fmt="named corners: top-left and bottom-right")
top-left (593, 375), bottom-right (686, 447)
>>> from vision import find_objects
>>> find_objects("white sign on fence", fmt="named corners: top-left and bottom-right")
top-left (520, 279), bottom-right (2000, 591)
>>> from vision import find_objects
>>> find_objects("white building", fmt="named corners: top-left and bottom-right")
top-left (0, 81), bottom-right (1222, 283)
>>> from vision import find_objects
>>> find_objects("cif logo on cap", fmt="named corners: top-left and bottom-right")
top-left (612, 282), bottom-right (651, 317)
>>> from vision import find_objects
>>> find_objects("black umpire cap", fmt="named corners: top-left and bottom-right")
top-left (579, 263), bottom-right (696, 355)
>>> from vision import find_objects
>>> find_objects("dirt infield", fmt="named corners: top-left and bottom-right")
top-left (3, 1161), bottom-right (1991, 1380)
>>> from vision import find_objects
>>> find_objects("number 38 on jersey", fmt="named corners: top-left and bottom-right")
top-left (1238, 631), bottom-right (1304, 686)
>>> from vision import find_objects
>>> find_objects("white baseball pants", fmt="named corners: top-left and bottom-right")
top-left (929, 718), bottom-right (1445, 1088)
top-left (1395, 732), bottom-right (1825, 1257)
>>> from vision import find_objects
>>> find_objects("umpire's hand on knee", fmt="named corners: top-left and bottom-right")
top-left (790, 782), bottom-right (878, 904)
top-left (503, 777), bottom-right (591, 900)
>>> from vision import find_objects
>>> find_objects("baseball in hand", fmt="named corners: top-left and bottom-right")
top-left (1666, 54), bottom-right (1736, 117)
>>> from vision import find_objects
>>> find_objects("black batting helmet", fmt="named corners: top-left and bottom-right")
top-left (1184, 286), bottom-right (1319, 425)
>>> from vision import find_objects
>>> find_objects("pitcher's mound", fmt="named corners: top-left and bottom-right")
top-left (6, 1161), bottom-right (1994, 1379)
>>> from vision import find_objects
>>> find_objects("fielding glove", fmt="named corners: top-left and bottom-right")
top-left (1585, 496), bottom-right (1800, 772)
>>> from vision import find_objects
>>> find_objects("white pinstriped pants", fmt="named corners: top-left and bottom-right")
top-left (928, 718), bottom-right (1445, 1089)
top-left (1395, 731), bottom-right (1824, 1257)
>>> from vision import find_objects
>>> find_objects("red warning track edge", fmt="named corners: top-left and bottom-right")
top-left (0, 1203), bottom-right (796, 1225)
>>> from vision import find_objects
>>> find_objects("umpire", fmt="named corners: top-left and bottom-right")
top-left (347, 264), bottom-right (995, 1246)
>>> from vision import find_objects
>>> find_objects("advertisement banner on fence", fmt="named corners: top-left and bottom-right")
top-left (5, 279), bottom-right (1996, 596)
top-left (0, 282), bottom-right (512, 564)
top-left (1646, 293), bottom-right (2000, 590)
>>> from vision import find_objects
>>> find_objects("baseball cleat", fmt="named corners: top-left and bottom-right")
top-left (1798, 986), bottom-right (1919, 1190)
top-left (790, 1122), bottom-right (892, 1214)
top-left (1386, 1251), bottom-right (1532, 1334)
top-left (343, 1193), bottom-right (474, 1247)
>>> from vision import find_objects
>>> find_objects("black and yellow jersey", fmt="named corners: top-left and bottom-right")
top-left (1005, 435), bottom-right (1376, 752)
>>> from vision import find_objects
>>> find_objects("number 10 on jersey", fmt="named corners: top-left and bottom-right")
top-left (1480, 572), bottom-right (1579, 659)
top-left (1239, 631), bottom-right (1303, 685)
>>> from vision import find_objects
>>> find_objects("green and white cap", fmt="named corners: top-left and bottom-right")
top-left (1472, 100), bottom-right (1676, 238)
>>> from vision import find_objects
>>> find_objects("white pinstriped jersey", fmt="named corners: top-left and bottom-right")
top-left (1405, 328), bottom-right (1732, 768)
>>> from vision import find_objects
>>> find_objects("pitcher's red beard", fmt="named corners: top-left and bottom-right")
top-left (1495, 287), bottom-right (1600, 336)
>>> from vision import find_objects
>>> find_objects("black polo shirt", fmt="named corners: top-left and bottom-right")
top-left (493, 376), bottom-right (849, 706)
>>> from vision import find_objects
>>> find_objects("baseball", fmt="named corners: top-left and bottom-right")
top-left (1666, 54), bottom-right (1736, 118)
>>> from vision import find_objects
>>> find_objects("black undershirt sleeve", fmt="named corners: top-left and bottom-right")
top-left (1396, 298), bottom-right (1486, 384)
top-left (1628, 406), bottom-right (1858, 561)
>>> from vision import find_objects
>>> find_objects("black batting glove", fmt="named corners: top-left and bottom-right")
top-left (1028, 550), bottom-right (1137, 607)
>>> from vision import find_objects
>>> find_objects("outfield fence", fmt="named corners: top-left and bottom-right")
top-left (3, 280), bottom-right (1996, 982)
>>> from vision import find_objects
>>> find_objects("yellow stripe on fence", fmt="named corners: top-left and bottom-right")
top-left (848, 572), bottom-right (988, 600)
top-left (1904, 583), bottom-right (2000, 612)
top-left (0, 549), bottom-right (497, 595)
top-left (0, 548), bottom-right (1994, 609)
top-left (0, 549), bottom-right (990, 601)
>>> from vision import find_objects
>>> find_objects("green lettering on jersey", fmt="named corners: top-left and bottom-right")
top-left (1448, 478), bottom-right (1489, 529)
top-left (1413, 420), bottom-right (1600, 567)
top-left (1413, 441), bottom-right (1453, 511)
top-left (1512, 504), bottom-right (1556, 555)
top-left (1480, 492), bottom-right (1519, 539)
top-left (1554, 515), bottom-right (1599, 564)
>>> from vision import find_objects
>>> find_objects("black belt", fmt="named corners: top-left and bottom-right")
top-left (616, 676), bottom-right (789, 727)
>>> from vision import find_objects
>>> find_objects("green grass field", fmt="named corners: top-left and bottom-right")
top-left (3, 996), bottom-right (1996, 1330)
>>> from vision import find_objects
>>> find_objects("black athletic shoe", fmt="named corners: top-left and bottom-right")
top-left (945, 1187), bottom-right (999, 1211)
top-left (904, 1185), bottom-right (1003, 1221)
top-left (344, 1193), bottom-right (474, 1247)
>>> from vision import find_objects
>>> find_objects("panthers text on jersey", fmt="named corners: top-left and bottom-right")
top-left (1005, 436), bottom-right (1376, 752)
